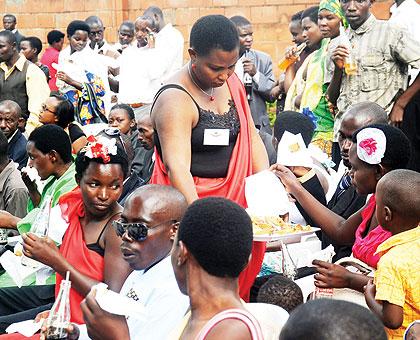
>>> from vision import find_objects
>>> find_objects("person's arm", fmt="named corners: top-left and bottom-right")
top-left (102, 220), bottom-right (132, 292)
top-left (25, 63), bottom-right (51, 135)
top-left (389, 74), bottom-right (420, 127)
top-left (284, 65), bottom-right (297, 94)
top-left (271, 164), bottom-right (364, 244)
top-left (56, 71), bottom-right (83, 91)
top-left (152, 89), bottom-right (199, 204)
top-left (249, 117), bottom-right (269, 174)
top-left (81, 291), bottom-right (130, 340)
top-left (0, 210), bottom-right (21, 229)
top-left (364, 280), bottom-right (404, 329)
top-left (326, 46), bottom-right (348, 106)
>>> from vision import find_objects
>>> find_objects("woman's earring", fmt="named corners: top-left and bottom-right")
top-left (192, 63), bottom-right (196, 70)
top-left (177, 259), bottom-right (182, 266)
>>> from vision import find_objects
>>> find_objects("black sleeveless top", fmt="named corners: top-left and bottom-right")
top-left (153, 84), bottom-right (241, 178)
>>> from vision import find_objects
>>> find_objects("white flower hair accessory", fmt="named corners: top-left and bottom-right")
top-left (83, 135), bottom-right (118, 163)
top-left (356, 128), bottom-right (386, 165)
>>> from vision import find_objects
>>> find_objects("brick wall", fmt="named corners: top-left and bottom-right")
top-left (2, 0), bottom-right (400, 76)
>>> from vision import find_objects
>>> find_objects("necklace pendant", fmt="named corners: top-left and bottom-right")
top-left (210, 96), bottom-right (215, 101)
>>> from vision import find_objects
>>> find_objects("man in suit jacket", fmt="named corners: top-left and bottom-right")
top-left (3, 14), bottom-right (24, 49)
top-left (231, 16), bottom-right (276, 134)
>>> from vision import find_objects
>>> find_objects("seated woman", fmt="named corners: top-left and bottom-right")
top-left (0, 135), bottom-right (132, 334)
top-left (39, 95), bottom-right (88, 154)
top-left (57, 20), bottom-right (108, 125)
top-left (0, 125), bottom-right (77, 234)
top-left (171, 197), bottom-right (263, 340)
top-left (272, 124), bottom-right (411, 292)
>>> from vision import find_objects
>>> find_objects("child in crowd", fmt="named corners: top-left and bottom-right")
top-left (108, 103), bottom-right (136, 136)
top-left (364, 169), bottom-right (420, 339)
top-left (280, 299), bottom-right (387, 340)
top-left (257, 275), bottom-right (303, 313)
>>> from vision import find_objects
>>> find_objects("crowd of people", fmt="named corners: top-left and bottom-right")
top-left (0, 1), bottom-right (419, 339)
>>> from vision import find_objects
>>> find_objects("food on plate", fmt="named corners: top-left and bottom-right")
top-left (251, 216), bottom-right (311, 235)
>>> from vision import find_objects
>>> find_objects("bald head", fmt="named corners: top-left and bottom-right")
top-left (377, 169), bottom-right (420, 224)
top-left (127, 184), bottom-right (187, 222)
top-left (338, 102), bottom-right (388, 168)
top-left (343, 102), bottom-right (388, 127)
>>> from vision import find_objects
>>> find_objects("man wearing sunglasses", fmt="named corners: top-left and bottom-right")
top-left (79, 184), bottom-right (189, 340)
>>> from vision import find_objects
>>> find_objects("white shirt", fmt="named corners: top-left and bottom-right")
top-left (389, 0), bottom-right (420, 84)
top-left (234, 51), bottom-right (261, 85)
top-left (78, 256), bottom-right (189, 340)
top-left (121, 256), bottom-right (189, 340)
top-left (118, 23), bottom-right (184, 104)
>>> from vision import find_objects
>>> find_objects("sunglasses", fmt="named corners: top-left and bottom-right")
top-left (112, 219), bottom-right (177, 241)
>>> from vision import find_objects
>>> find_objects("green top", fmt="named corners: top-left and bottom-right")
top-left (17, 163), bottom-right (77, 235)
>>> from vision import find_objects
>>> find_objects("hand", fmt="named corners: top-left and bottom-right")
top-left (270, 85), bottom-right (282, 100)
top-left (81, 289), bottom-right (130, 340)
top-left (332, 45), bottom-right (349, 70)
top-left (0, 210), bottom-right (18, 228)
top-left (40, 322), bottom-right (80, 340)
top-left (22, 233), bottom-right (61, 267)
top-left (21, 168), bottom-right (38, 193)
top-left (242, 58), bottom-right (257, 77)
top-left (313, 260), bottom-right (351, 289)
top-left (389, 102), bottom-right (405, 128)
top-left (270, 164), bottom-right (302, 195)
top-left (146, 28), bottom-right (156, 49)
top-left (56, 71), bottom-right (74, 85)
top-left (285, 46), bottom-right (299, 61)
top-left (363, 279), bottom-right (376, 299)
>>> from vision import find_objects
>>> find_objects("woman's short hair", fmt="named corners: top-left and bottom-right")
top-left (51, 95), bottom-right (75, 129)
top-left (75, 136), bottom-right (129, 181)
top-left (178, 197), bottom-right (253, 278)
top-left (67, 20), bottom-right (91, 37)
top-left (352, 124), bottom-right (411, 170)
top-left (21, 37), bottom-right (43, 55)
top-left (190, 15), bottom-right (239, 57)
top-left (28, 125), bottom-right (72, 164)
top-left (301, 6), bottom-right (319, 24)
top-left (110, 103), bottom-right (135, 120)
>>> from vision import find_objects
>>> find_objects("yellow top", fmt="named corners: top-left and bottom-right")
top-left (374, 225), bottom-right (420, 339)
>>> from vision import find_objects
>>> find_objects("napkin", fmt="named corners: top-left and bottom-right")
top-left (92, 283), bottom-right (146, 318)
top-left (277, 131), bottom-right (313, 168)
top-left (0, 251), bottom-right (39, 287)
top-left (245, 170), bottom-right (290, 216)
top-left (5, 318), bottom-right (44, 337)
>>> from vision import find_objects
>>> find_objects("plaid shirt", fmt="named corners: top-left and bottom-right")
top-left (334, 14), bottom-right (420, 140)
top-left (374, 226), bottom-right (420, 339)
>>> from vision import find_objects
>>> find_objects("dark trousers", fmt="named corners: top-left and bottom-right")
top-left (401, 92), bottom-right (420, 172)
top-left (0, 285), bottom-right (54, 333)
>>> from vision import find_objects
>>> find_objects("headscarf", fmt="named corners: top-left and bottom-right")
top-left (319, 0), bottom-right (348, 28)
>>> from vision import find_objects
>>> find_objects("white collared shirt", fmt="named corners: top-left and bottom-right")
top-left (389, 0), bottom-right (420, 84)
top-left (118, 24), bottom-right (184, 104)
top-left (120, 256), bottom-right (189, 340)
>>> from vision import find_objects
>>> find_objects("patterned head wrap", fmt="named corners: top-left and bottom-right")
top-left (319, 0), bottom-right (348, 28)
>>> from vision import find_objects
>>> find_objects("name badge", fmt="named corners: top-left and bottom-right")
top-left (203, 129), bottom-right (230, 146)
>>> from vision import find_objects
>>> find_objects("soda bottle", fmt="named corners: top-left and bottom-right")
top-left (45, 272), bottom-right (71, 340)
top-left (278, 42), bottom-right (307, 73)
top-left (340, 25), bottom-right (357, 76)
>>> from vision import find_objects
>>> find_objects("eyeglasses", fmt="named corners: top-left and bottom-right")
top-left (41, 104), bottom-right (56, 114)
top-left (112, 219), bottom-right (177, 241)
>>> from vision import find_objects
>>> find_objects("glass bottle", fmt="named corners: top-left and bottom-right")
top-left (340, 25), bottom-right (357, 76)
top-left (45, 273), bottom-right (71, 340)
top-left (278, 42), bottom-right (307, 73)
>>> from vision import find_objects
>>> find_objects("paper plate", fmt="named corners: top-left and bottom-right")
top-left (253, 227), bottom-right (320, 243)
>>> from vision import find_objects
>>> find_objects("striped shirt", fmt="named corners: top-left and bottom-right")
top-left (334, 14), bottom-right (420, 139)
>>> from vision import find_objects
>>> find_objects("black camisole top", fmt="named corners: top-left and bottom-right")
top-left (153, 84), bottom-right (241, 178)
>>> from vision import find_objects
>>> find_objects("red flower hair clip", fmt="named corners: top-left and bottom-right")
top-left (356, 128), bottom-right (386, 165)
top-left (83, 135), bottom-right (117, 163)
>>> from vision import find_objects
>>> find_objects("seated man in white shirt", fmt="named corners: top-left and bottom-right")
top-left (78, 184), bottom-right (189, 340)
